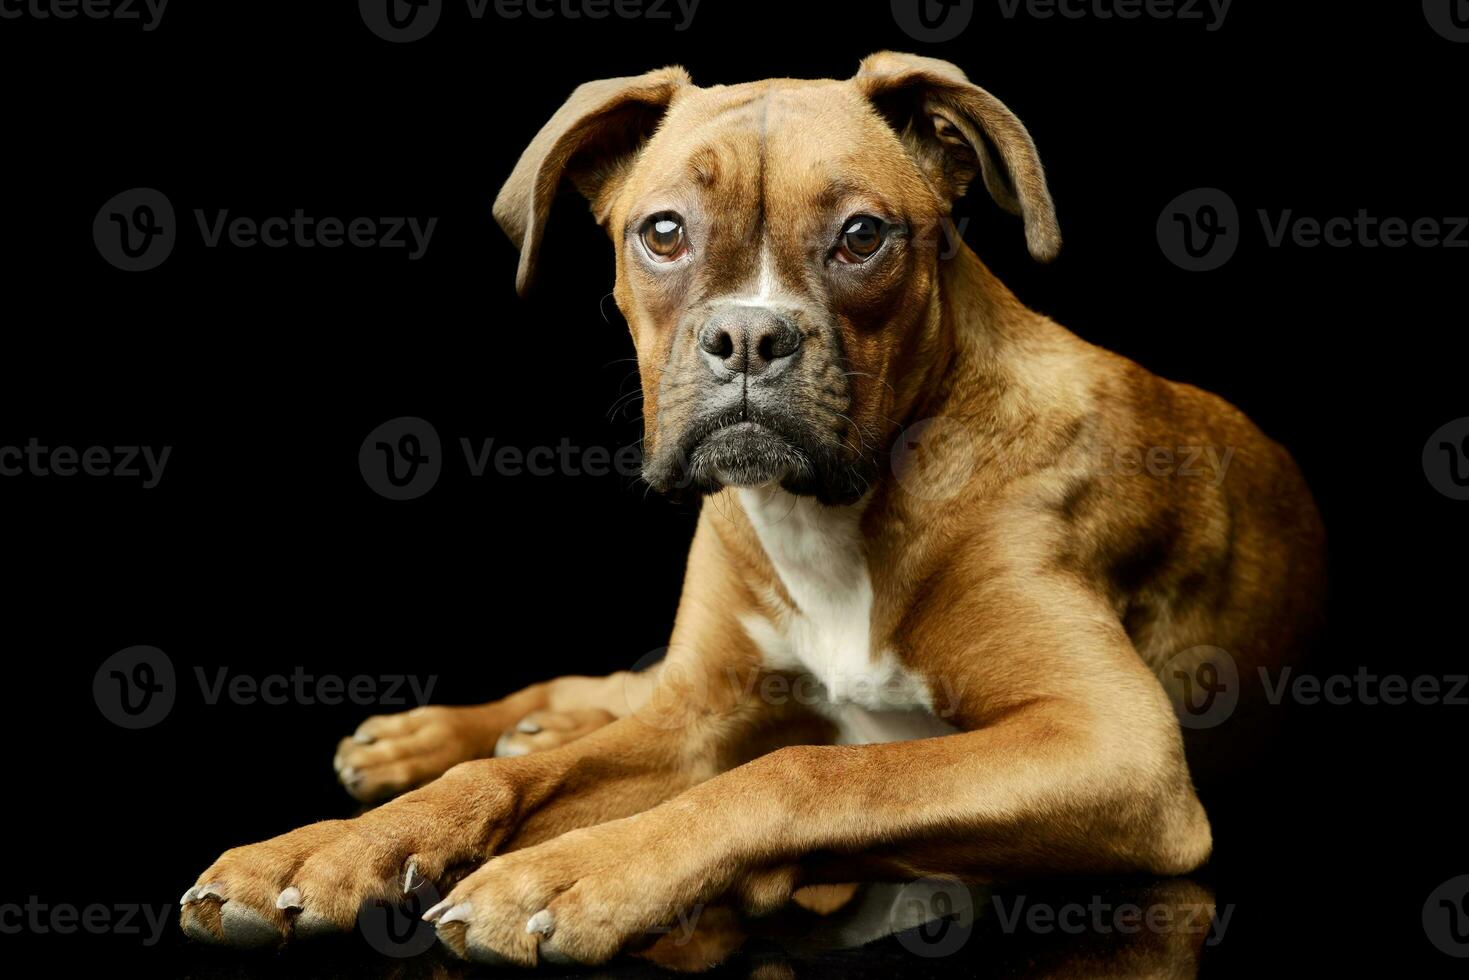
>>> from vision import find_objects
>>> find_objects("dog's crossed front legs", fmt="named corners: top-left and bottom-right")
top-left (180, 571), bottom-right (1210, 966)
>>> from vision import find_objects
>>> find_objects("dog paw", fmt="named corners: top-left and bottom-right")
top-left (182, 765), bottom-right (513, 947)
top-left (428, 815), bottom-right (725, 967)
top-left (335, 705), bottom-right (499, 802)
top-left (494, 708), bottom-right (616, 758)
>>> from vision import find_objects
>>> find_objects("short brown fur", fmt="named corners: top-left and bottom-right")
top-left (181, 53), bottom-right (1325, 968)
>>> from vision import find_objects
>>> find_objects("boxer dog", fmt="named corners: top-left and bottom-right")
top-left (180, 53), bottom-right (1325, 966)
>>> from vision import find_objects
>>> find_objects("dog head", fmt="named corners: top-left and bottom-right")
top-left (496, 52), bottom-right (1059, 504)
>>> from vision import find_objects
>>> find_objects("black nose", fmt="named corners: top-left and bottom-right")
top-left (698, 308), bottom-right (802, 377)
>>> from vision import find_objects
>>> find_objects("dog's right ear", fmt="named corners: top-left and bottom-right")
top-left (494, 67), bottom-right (689, 296)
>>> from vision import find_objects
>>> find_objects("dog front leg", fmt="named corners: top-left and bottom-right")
top-left (428, 585), bottom-right (1213, 966)
top-left (431, 698), bottom-right (1209, 966)
top-left (179, 646), bottom-right (805, 948)
top-left (333, 669), bottom-right (661, 801)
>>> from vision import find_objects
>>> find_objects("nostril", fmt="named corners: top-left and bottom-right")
top-left (757, 333), bottom-right (778, 364)
top-left (700, 327), bottom-right (735, 360)
top-left (760, 324), bottom-right (801, 362)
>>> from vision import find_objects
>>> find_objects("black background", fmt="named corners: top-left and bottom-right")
top-left (1, 0), bottom-right (1465, 976)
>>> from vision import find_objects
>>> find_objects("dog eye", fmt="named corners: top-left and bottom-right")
top-left (641, 213), bottom-right (687, 261)
top-left (836, 215), bottom-right (888, 263)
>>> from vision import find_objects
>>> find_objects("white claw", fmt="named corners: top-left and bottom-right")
top-left (422, 897), bottom-right (454, 922)
top-left (179, 886), bottom-right (198, 905)
top-left (197, 882), bottom-right (226, 901)
top-left (275, 887), bottom-right (304, 911)
top-left (403, 861), bottom-right (422, 893)
top-left (526, 909), bottom-right (556, 937)
top-left (517, 719), bottom-right (542, 734)
top-left (438, 902), bottom-right (473, 926)
top-left (353, 732), bottom-right (375, 744)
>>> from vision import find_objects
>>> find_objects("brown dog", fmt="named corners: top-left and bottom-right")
top-left (180, 52), bottom-right (1325, 966)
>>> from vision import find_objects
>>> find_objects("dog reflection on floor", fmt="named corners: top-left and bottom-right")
top-left (182, 877), bottom-right (1219, 977)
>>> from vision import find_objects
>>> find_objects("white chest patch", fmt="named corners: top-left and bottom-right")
top-left (735, 488), bottom-right (959, 745)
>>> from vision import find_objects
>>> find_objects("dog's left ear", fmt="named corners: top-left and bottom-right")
top-left (855, 51), bottom-right (1061, 262)
top-left (495, 66), bottom-right (690, 295)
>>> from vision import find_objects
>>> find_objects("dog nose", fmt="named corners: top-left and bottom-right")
top-left (698, 308), bottom-right (802, 377)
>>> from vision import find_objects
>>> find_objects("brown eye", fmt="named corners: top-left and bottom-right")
top-left (837, 215), bottom-right (887, 263)
top-left (641, 213), bottom-right (686, 261)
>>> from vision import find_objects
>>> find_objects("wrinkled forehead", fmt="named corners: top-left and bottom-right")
top-left (619, 80), bottom-right (935, 235)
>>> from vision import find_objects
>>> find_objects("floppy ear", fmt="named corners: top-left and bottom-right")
top-left (854, 51), bottom-right (1061, 262)
top-left (494, 66), bottom-right (690, 296)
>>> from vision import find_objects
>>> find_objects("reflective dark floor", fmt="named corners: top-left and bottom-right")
top-left (166, 877), bottom-right (1223, 980)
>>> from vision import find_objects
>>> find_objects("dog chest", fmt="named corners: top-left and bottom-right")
top-left (734, 489), bottom-right (959, 744)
